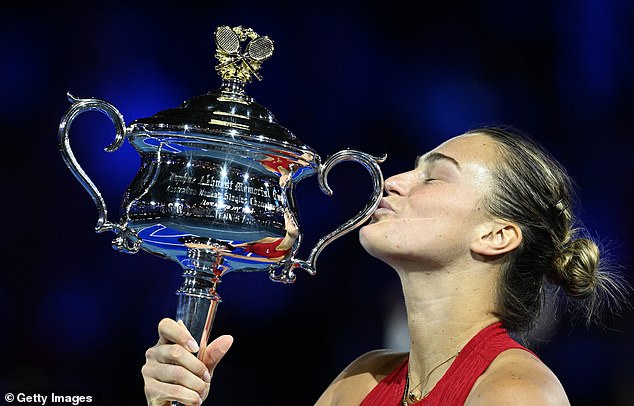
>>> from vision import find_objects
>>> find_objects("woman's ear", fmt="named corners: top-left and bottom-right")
top-left (471, 220), bottom-right (522, 257)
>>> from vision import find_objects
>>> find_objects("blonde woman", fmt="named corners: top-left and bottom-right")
top-left (142, 126), bottom-right (627, 406)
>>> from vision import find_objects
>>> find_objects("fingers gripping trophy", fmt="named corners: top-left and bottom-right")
top-left (58, 24), bottom-right (386, 399)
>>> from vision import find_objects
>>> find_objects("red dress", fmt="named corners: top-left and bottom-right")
top-left (359, 322), bottom-right (535, 405)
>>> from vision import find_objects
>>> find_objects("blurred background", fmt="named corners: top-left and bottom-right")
top-left (2, 1), bottom-right (633, 404)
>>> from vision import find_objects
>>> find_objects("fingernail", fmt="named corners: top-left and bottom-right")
top-left (203, 370), bottom-right (211, 383)
top-left (198, 397), bottom-right (204, 405)
top-left (187, 339), bottom-right (200, 352)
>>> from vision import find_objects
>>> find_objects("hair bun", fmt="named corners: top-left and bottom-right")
top-left (551, 237), bottom-right (600, 299)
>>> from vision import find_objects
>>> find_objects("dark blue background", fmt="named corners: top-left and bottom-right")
top-left (2, 1), bottom-right (633, 405)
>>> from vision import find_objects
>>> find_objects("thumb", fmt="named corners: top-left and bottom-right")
top-left (203, 335), bottom-right (234, 374)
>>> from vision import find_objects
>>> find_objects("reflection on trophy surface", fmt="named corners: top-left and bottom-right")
top-left (57, 25), bottom-right (386, 387)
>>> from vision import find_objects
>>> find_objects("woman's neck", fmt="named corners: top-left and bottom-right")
top-left (397, 264), bottom-right (501, 397)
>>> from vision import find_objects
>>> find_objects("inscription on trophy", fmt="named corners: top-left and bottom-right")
top-left (167, 173), bottom-right (270, 199)
top-left (165, 171), bottom-right (277, 214)
top-left (125, 158), bottom-right (285, 231)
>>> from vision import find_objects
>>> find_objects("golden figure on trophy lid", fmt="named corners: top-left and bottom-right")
top-left (214, 25), bottom-right (274, 83)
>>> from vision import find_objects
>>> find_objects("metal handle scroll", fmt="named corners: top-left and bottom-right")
top-left (58, 93), bottom-right (141, 252)
top-left (281, 149), bottom-right (386, 280)
top-left (58, 93), bottom-right (125, 232)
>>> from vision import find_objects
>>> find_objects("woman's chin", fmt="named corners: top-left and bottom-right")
top-left (358, 224), bottom-right (385, 258)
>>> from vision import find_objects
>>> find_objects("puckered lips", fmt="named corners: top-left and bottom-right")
top-left (372, 198), bottom-right (395, 219)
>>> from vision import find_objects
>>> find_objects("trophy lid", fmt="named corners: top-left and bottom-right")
top-left (129, 26), bottom-right (316, 160)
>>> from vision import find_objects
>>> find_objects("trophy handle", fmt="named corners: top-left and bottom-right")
top-left (273, 149), bottom-right (386, 282)
top-left (58, 93), bottom-right (141, 253)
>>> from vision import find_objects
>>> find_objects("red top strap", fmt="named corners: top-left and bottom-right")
top-left (360, 322), bottom-right (535, 406)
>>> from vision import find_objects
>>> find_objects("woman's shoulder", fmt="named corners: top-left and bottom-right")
top-left (465, 348), bottom-right (570, 406)
top-left (315, 349), bottom-right (408, 406)
top-left (341, 348), bottom-right (408, 376)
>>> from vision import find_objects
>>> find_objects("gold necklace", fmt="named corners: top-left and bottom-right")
top-left (402, 352), bottom-right (459, 405)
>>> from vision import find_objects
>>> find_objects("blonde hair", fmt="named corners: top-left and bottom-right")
top-left (467, 126), bottom-right (629, 332)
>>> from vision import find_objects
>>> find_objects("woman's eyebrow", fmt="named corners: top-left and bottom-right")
top-left (415, 152), bottom-right (461, 169)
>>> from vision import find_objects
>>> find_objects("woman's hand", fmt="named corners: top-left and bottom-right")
top-left (142, 318), bottom-right (233, 406)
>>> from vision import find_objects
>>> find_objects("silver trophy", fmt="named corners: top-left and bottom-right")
top-left (58, 25), bottom-right (385, 373)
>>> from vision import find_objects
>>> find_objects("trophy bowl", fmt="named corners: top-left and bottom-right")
top-left (58, 25), bottom-right (385, 384)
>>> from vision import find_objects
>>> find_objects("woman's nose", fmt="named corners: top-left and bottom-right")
top-left (384, 171), bottom-right (411, 196)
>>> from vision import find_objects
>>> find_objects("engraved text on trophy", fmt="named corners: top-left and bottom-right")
top-left (124, 157), bottom-right (286, 234)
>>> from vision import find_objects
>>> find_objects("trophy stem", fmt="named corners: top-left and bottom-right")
top-left (175, 268), bottom-right (222, 356)
top-left (172, 266), bottom-right (222, 406)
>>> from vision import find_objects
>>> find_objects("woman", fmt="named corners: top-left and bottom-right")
top-left (141, 126), bottom-right (627, 405)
